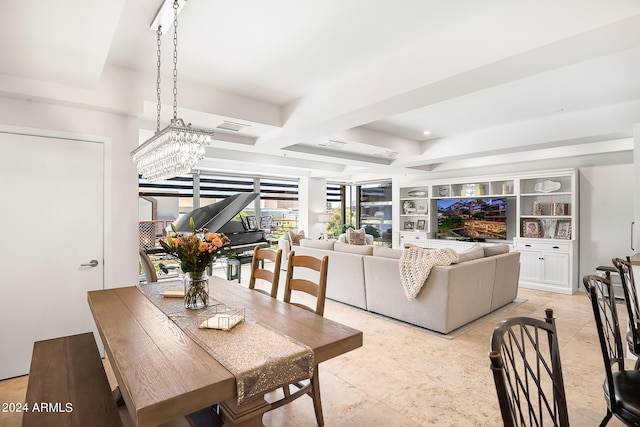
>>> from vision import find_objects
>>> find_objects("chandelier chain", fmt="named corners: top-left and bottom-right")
top-left (131, 0), bottom-right (214, 182)
top-left (173, 0), bottom-right (179, 121)
top-left (156, 26), bottom-right (162, 133)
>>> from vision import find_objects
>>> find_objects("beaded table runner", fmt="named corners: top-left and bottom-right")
top-left (139, 282), bottom-right (314, 405)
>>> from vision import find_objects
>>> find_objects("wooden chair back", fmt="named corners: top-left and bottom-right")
top-left (284, 250), bottom-right (328, 316)
top-left (139, 249), bottom-right (157, 283)
top-left (248, 246), bottom-right (282, 298)
top-left (489, 308), bottom-right (569, 427)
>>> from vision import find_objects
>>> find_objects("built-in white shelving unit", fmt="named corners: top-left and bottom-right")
top-left (393, 168), bottom-right (579, 294)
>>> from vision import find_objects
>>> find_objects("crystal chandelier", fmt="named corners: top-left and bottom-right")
top-left (131, 0), bottom-right (213, 182)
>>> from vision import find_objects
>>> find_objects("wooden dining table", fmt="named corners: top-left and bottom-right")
top-left (87, 276), bottom-right (363, 427)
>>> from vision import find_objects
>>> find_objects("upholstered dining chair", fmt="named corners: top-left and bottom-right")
top-left (489, 308), bottom-right (569, 427)
top-left (583, 274), bottom-right (640, 426)
top-left (612, 257), bottom-right (640, 370)
top-left (139, 248), bottom-right (157, 283)
top-left (248, 246), bottom-right (282, 298)
top-left (265, 250), bottom-right (328, 426)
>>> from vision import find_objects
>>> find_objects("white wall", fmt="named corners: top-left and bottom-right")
top-left (0, 96), bottom-right (140, 289)
top-left (579, 164), bottom-right (635, 283)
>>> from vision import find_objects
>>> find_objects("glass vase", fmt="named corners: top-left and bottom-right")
top-left (184, 270), bottom-right (209, 309)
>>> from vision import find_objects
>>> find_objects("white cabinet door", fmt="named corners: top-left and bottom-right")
top-left (542, 252), bottom-right (569, 286)
top-left (519, 251), bottom-right (542, 282)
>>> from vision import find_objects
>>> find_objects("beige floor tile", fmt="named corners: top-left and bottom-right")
top-left (1, 264), bottom-right (636, 426)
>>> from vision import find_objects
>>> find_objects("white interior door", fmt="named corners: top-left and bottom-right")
top-left (0, 132), bottom-right (104, 379)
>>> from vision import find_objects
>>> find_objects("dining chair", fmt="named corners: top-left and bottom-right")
top-left (612, 257), bottom-right (640, 370)
top-left (266, 250), bottom-right (328, 426)
top-left (488, 308), bottom-right (569, 427)
top-left (283, 250), bottom-right (329, 316)
top-left (248, 246), bottom-right (282, 298)
top-left (583, 274), bottom-right (640, 426)
top-left (139, 248), bottom-right (157, 283)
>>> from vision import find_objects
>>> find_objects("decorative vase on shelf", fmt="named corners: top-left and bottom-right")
top-left (184, 270), bottom-right (209, 309)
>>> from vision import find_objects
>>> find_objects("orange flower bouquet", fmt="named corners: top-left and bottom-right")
top-left (160, 217), bottom-right (231, 273)
top-left (160, 217), bottom-right (231, 309)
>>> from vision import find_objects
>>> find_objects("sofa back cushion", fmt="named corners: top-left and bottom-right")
top-left (484, 244), bottom-right (510, 257)
top-left (334, 241), bottom-right (373, 256)
top-left (457, 244), bottom-right (485, 263)
top-left (300, 239), bottom-right (335, 250)
top-left (372, 245), bottom-right (403, 259)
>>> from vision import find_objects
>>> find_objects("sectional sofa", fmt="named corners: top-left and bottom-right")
top-left (288, 240), bottom-right (520, 334)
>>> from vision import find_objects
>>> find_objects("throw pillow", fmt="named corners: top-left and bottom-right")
top-left (347, 228), bottom-right (366, 245)
top-left (288, 230), bottom-right (305, 246)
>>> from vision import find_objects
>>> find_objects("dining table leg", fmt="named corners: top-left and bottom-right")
top-left (219, 396), bottom-right (270, 427)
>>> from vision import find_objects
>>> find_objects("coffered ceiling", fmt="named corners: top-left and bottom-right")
top-left (2, 0), bottom-right (640, 181)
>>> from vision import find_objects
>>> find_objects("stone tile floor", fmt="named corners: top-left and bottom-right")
top-left (0, 263), bottom-right (631, 426)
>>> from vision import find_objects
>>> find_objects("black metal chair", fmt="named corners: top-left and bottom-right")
top-left (489, 308), bottom-right (570, 427)
top-left (612, 257), bottom-right (640, 370)
top-left (583, 274), bottom-right (640, 426)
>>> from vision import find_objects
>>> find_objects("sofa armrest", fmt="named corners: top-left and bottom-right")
top-left (277, 237), bottom-right (291, 254)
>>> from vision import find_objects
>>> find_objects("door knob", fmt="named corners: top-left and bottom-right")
top-left (81, 259), bottom-right (99, 267)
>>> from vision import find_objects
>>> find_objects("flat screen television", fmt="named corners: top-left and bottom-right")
top-left (437, 198), bottom-right (507, 241)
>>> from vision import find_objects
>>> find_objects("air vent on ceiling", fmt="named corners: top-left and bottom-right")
top-left (319, 140), bottom-right (346, 149)
top-left (217, 121), bottom-right (251, 132)
top-left (373, 151), bottom-right (398, 159)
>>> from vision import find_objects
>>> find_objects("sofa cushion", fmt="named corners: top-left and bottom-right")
top-left (457, 244), bottom-right (485, 263)
top-left (372, 246), bottom-right (403, 259)
top-left (484, 244), bottom-right (510, 257)
top-left (288, 230), bottom-right (305, 246)
top-left (347, 228), bottom-right (366, 245)
top-left (300, 239), bottom-right (335, 250)
top-left (334, 241), bottom-right (373, 256)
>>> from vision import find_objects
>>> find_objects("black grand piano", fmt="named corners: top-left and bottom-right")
top-left (170, 192), bottom-right (269, 255)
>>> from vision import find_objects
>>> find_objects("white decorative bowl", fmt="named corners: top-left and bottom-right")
top-left (534, 180), bottom-right (561, 193)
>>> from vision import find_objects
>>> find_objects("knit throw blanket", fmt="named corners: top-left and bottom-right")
top-left (399, 247), bottom-right (459, 300)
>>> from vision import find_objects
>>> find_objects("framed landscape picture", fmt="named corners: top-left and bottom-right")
top-left (403, 221), bottom-right (415, 230)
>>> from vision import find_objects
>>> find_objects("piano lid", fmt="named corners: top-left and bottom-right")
top-left (172, 192), bottom-right (259, 233)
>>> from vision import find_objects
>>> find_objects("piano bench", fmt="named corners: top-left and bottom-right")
top-left (226, 254), bottom-right (263, 283)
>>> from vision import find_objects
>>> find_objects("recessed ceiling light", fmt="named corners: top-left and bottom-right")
top-left (423, 130), bottom-right (432, 136)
